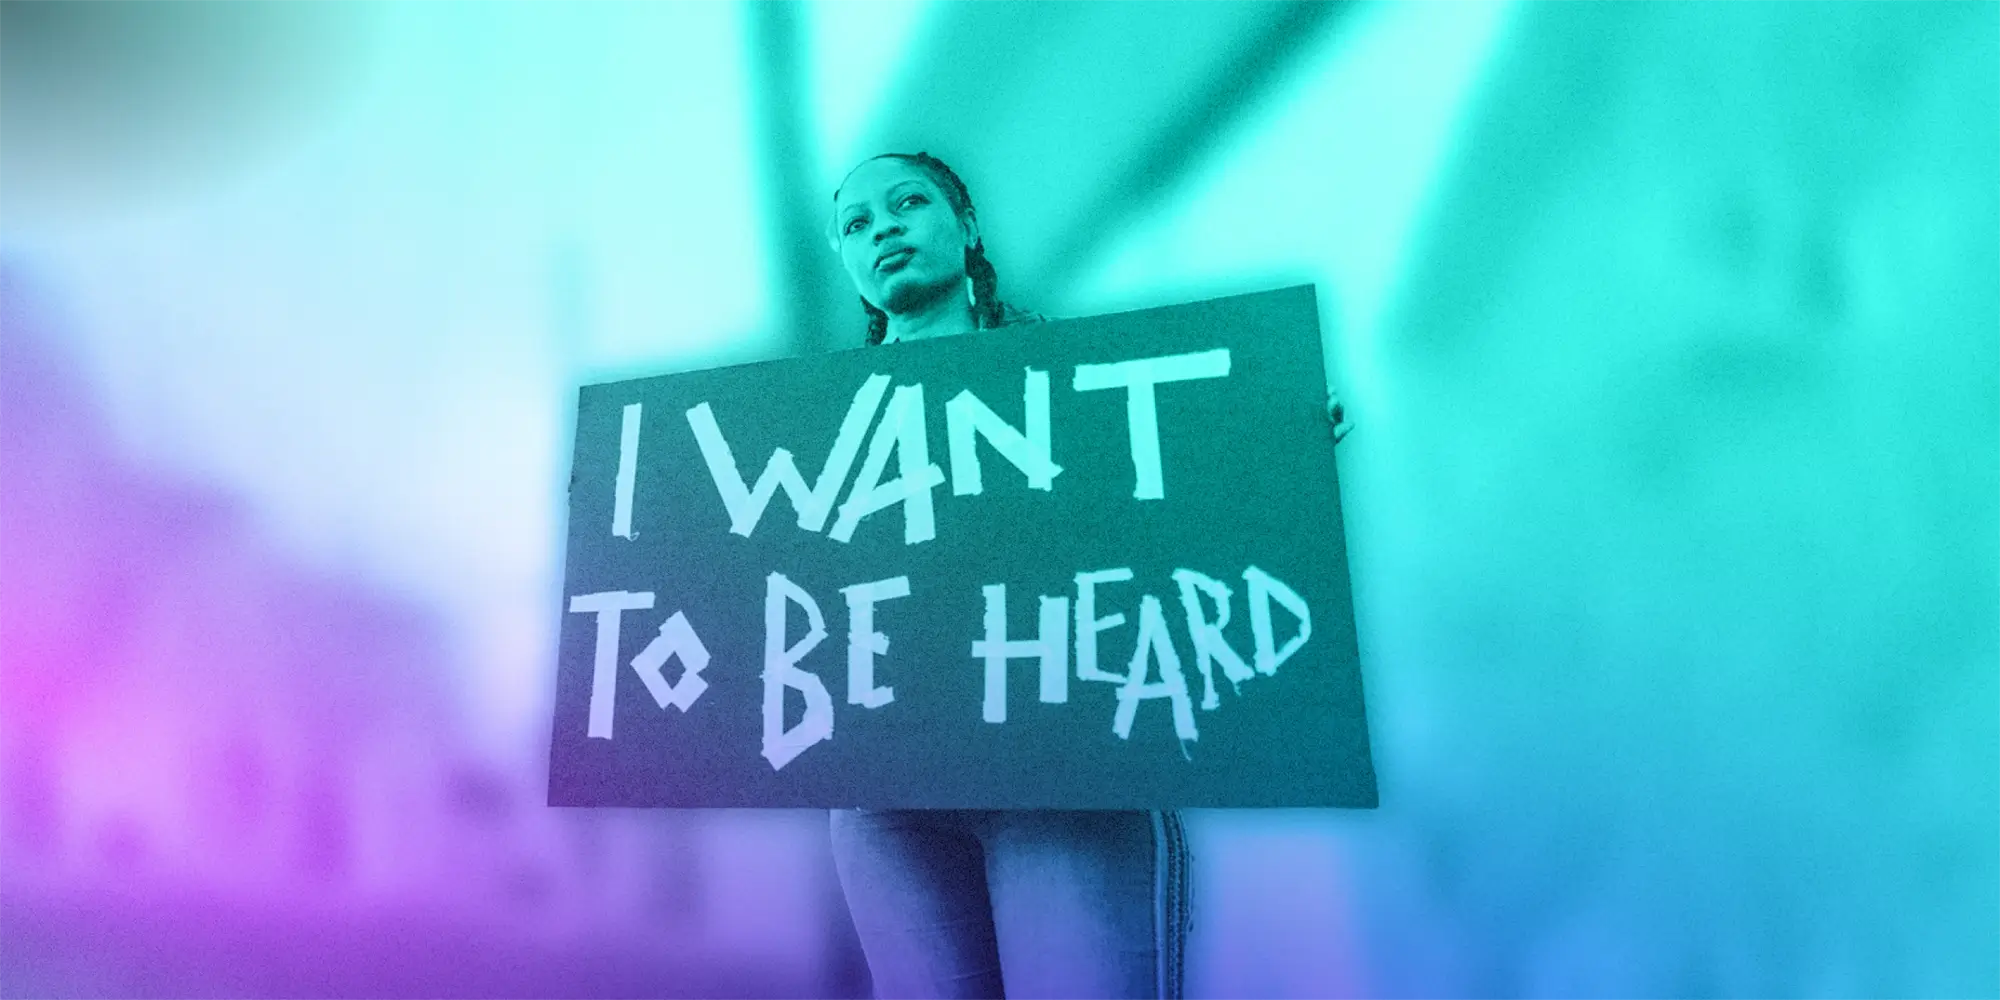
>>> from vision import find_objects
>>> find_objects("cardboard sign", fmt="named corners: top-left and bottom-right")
top-left (547, 285), bottom-right (1377, 808)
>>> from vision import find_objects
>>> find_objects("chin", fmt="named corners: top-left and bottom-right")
top-left (878, 272), bottom-right (956, 315)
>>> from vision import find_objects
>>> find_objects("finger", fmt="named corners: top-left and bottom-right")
top-left (1333, 420), bottom-right (1353, 445)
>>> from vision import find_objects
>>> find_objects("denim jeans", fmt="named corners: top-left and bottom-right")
top-left (829, 809), bottom-right (1191, 999)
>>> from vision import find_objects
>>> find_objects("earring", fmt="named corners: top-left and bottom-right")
top-left (967, 276), bottom-right (977, 308)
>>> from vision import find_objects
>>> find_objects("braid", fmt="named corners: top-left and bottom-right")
top-left (965, 243), bottom-right (1002, 330)
top-left (863, 298), bottom-right (889, 346)
top-left (839, 151), bottom-right (1012, 344)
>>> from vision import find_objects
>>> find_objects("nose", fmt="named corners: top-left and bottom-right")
top-left (870, 216), bottom-right (905, 243)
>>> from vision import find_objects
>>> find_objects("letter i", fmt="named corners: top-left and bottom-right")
top-left (613, 402), bottom-right (641, 539)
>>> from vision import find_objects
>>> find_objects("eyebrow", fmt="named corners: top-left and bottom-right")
top-left (839, 180), bottom-right (931, 220)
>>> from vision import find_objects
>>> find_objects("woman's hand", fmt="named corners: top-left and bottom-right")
top-left (1326, 391), bottom-right (1353, 445)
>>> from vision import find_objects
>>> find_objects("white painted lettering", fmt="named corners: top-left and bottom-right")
top-left (629, 611), bottom-right (712, 712)
top-left (687, 374), bottom-right (890, 537)
top-left (830, 384), bottom-right (946, 544)
top-left (1244, 565), bottom-right (1311, 675)
top-left (945, 368), bottom-right (1062, 496)
top-left (1112, 595), bottom-right (1199, 742)
top-left (841, 575), bottom-right (910, 709)
top-left (568, 590), bottom-right (657, 740)
top-left (1075, 567), bottom-right (1135, 683)
top-left (1072, 349), bottom-right (1231, 500)
top-left (612, 402), bottom-right (642, 539)
top-left (970, 584), bottom-right (1071, 723)
top-left (762, 572), bottom-right (834, 770)
top-left (1172, 568), bottom-right (1256, 709)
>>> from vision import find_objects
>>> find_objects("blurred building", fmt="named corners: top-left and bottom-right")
top-left (0, 264), bottom-right (848, 995)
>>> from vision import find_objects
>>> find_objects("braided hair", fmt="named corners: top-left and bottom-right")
top-left (837, 152), bottom-right (1004, 345)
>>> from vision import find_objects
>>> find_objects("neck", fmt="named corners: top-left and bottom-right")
top-left (885, 286), bottom-right (978, 343)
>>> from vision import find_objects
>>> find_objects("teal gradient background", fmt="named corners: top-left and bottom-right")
top-left (2, 2), bottom-right (1994, 996)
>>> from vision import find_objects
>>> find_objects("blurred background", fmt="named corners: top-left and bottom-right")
top-left (1, 1), bottom-right (1994, 996)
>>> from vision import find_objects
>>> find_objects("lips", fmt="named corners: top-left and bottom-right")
top-left (875, 246), bottom-right (917, 272)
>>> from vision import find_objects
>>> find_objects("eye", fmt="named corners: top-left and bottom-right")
top-left (898, 193), bottom-right (928, 209)
top-left (843, 215), bottom-right (867, 235)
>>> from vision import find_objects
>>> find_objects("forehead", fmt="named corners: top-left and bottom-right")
top-left (835, 159), bottom-right (941, 211)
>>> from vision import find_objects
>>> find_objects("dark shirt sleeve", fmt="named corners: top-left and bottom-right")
top-left (995, 302), bottom-right (1050, 329)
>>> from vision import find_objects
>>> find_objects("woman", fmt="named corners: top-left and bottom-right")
top-left (823, 152), bottom-right (1348, 1000)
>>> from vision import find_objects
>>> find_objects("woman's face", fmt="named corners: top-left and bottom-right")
top-left (832, 157), bottom-right (975, 315)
